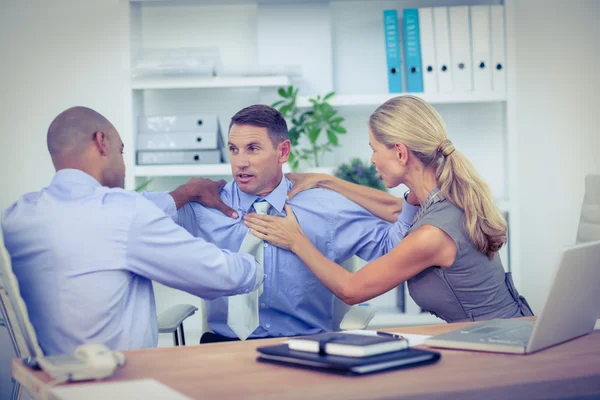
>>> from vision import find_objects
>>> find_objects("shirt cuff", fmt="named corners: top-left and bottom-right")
top-left (141, 191), bottom-right (178, 222)
top-left (399, 198), bottom-right (419, 225)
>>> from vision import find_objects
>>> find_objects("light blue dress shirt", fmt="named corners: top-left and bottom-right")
top-left (155, 176), bottom-right (418, 338)
top-left (1, 169), bottom-right (261, 355)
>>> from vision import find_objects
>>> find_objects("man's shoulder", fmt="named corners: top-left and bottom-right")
top-left (100, 188), bottom-right (162, 220)
top-left (1, 191), bottom-right (43, 226)
top-left (178, 180), bottom-right (235, 218)
top-left (101, 187), bottom-right (140, 205)
top-left (291, 187), bottom-right (365, 212)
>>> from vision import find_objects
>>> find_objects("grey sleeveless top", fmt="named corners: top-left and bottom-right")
top-left (406, 188), bottom-right (533, 323)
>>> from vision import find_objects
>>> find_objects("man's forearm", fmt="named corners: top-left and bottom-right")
top-left (169, 186), bottom-right (192, 210)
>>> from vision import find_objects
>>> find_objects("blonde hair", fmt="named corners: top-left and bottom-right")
top-left (369, 95), bottom-right (507, 258)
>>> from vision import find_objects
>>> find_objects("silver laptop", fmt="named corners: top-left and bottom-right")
top-left (425, 240), bottom-right (600, 354)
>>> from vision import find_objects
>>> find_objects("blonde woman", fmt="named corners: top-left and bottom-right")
top-left (243, 95), bottom-right (533, 323)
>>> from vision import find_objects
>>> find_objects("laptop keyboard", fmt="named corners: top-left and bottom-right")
top-left (486, 325), bottom-right (533, 345)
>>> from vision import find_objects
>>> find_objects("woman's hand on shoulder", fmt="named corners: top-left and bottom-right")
top-left (285, 173), bottom-right (331, 199)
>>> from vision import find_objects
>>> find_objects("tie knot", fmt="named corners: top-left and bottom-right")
top-left (253, 201), bottom-right (270, 215)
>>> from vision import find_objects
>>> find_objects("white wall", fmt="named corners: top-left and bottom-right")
top-left (512, 0), bottom-right (600, 312)
top-left (0, 1), bottom-right (130, 397)
top-left (0, 0), bottom-right (131, 210)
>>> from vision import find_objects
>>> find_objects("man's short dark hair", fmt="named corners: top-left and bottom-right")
top-left (229, 105), bottom-right (288, 147)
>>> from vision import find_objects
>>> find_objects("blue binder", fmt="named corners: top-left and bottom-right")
top-left (403, 8), bottom-right (424, 92)
top-left (383, 10), bottom-right (403, 93)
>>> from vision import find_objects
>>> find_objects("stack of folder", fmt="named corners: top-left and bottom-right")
top-left (136, 115), bottom-right (225, 165)
top-left (256, 332), bottom-right (440, 375)
top-left (384, 5), bottom-right (506, 94)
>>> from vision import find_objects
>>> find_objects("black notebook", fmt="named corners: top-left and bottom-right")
top-left (256, 344), bottom-right (440, 376)
top-left (287, 332), bottom-right (408, 357)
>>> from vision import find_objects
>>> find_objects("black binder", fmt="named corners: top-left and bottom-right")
top-left (256, 344), bottom-right (440, 376)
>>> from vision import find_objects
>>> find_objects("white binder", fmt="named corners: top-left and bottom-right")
top-left (137, 132), bottom-right (221, 151)
top-left (138, 115), bottom-right (220, 134)
top-left (137, 150), bottom-right (222, 165)
top-left (490, 5), bottom-right (507, 92)
top-left (470, 6), bottom-right (492, 92)
top-left (433, 7), bottom-right (453, 93)
top-left (418, 8), bottom-right (438, 93)
top-left (449, 6), bottom-right (473, 92)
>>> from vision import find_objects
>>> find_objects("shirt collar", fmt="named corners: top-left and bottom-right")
top-left (50, 169), bottom-right (103, 188)
top-left (236, 175), bottom-right (288, 214)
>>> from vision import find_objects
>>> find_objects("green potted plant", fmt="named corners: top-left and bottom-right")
top-left (272, 86), bottom-right (347, 170)
top-left (134, 178), bottom-right (153, 192)
top-left (334, 158), bottom-right (387, 192)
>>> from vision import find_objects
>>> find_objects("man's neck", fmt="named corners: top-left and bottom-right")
top-left (248, 171), bottom-right (284, 198)
top-left (55, 164), bottom-right (103, 187)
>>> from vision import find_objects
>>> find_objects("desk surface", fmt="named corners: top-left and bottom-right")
top-left (13, 320), bottom-right (600, 400)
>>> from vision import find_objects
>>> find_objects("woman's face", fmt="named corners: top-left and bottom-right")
top-left (368, 128), bottom-right (406, 189)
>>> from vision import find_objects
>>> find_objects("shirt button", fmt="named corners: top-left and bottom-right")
top-left (263, 243), bottom-right (268, 248)
top-left (261, 303), bottom-right (266, 308)
top-left (266, 324), bottom-right (271, 328)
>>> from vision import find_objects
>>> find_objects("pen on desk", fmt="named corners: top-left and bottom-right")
top-left (376, 331), bottom-right (405, 340)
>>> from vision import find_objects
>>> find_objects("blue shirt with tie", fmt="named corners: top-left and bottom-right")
top-left (1, 169), bottom-right (261, 355)
top-left (156, 176), bottom-right (418, 338)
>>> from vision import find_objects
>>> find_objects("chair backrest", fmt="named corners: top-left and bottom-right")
top-left (332, 256), bottom-right (375, 331)
top-left (0, 227), bottom-right (44, 359)
top-left (576, 174), bottom-right (600, 244)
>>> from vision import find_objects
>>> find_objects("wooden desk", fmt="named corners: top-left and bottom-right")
top-left (13, 321), bottom-right (600, 400)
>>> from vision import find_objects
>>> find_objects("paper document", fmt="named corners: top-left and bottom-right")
top-left (51, 378), bottom-right (193, 400)
top-left (342, 330), bottom-right (431, 347)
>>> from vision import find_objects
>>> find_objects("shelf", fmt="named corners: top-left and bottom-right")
top-left (297, 92), bottom-right (507, 108)
top-left (135, 163), bottom-right (291, 177)
top-left (131, 75), bottom-right (290, 90)
top-left (368, 308), bottom-right (444, 329)
top-left (135, 164), bottom-right (233, 177)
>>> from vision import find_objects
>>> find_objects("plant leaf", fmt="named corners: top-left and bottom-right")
top-left (308, 127), bottom-right (320, 143)
top-left (326, 130), bottom-right (338, 146)
top-left (135, 178), bottom-right (153, 192)
top-left (323, 91), bottom-right (335, 101)
top-left (331, 125), bottom-right (347, 134)
top-left (278, 88), bottom-right (287, 97)
top-left (271, 100), bottom-right (285, 108)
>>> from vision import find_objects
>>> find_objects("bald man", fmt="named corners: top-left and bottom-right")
top-left (1, 106), bottom-right (263, 355)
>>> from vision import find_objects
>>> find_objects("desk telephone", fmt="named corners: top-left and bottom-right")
top-left (28, 344), bottom-right (125, 382)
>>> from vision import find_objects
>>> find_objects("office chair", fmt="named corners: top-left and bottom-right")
top-left (332, 256), bottom-right (376, 331)
top-left (153, 282), bottom-right (211, 346)
top-left (157, 303), bottom-right (198, 346)
top-left (576, 174), bottom-right (600, 244)
top-left (0, 228), bottom-right (43, 400)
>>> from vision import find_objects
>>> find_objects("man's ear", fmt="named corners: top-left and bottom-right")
top-left (278, 139), bottom-right (291, 164)
top-left (93, 131), bottom-right (108, 156)
top-left (394, 142), bottom-right (409, 165)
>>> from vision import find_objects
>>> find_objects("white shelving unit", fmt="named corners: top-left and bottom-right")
top-left (297, 92), bottom-right (507, 108)
top-left (134, 164), bottom-right (233, 177)
top-left (131, 75), bottom-right (290, 90)
top-left (126, 0), bottom-right (518, 330)
top-left (134, 163), bottom-right (291, 178)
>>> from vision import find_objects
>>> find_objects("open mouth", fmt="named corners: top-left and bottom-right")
top-left (237, 173), bottom-right (254, 183)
